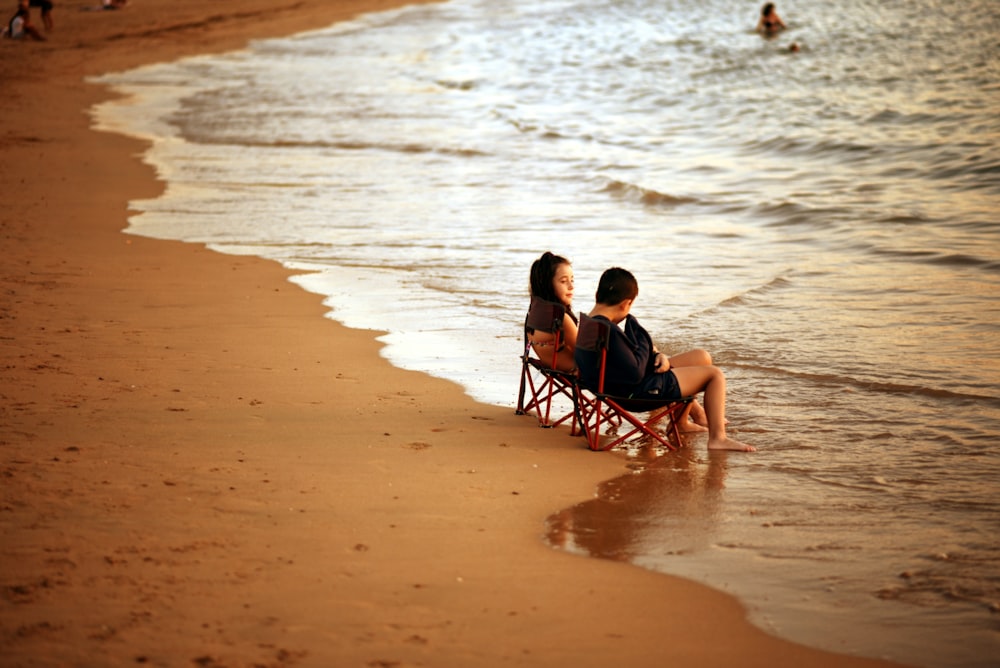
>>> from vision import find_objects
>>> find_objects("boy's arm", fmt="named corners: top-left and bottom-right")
top-left (607, 317), bottom-right (651, 385)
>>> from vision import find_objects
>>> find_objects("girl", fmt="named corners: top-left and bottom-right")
top-left (526, 252), bottom-right (579, 373)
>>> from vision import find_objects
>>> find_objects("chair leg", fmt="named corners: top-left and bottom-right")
top-left (516, 361), bottom-right (528, 415)
top-left (578, 398), bottom-right (686, 452)
top-left (576, 393), bottom-right (606, 451)
top-left (518, 361), bottom-right (580, 430)
top-left (575, 392), bottom-right (627, 450)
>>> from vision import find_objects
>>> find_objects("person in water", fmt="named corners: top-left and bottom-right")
top-left (757, 2), bottom-right (787, 36)
top-left (574, 267), bottom-right (755, 451)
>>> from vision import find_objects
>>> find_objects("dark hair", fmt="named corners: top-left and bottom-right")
top-left (595, 267), bottom-right (638, 306)
top-left (529, 251), bottom-right (570, 303)
top-left (761, 3), bottom-right (775, 16)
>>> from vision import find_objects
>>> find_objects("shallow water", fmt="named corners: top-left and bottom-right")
top-left (92, 0), bottom-right (1000, 665)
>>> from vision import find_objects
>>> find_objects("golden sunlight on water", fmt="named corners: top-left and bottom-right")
top-left (95, 0), bottom-right (1000, 665)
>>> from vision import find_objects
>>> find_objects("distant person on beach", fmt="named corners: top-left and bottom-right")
top-left (756, 2), bottom-right (786, 36)
top-left (4, 2), bottom-right (45, 40)
top-left (27, 0), bottom-right (52, 32)
top-left (574, 267), bottom-right (755, 451)
top-left (526, 251), bottom-right (580, 373)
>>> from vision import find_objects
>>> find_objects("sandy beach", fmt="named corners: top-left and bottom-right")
top-left (0, 1), bottom-right (913, 666)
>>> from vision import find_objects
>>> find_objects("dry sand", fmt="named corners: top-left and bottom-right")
top-left (0, 1), bottom-right (911, 666)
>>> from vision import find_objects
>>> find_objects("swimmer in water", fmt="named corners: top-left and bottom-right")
top-left (757, 3), bottom-right (787, 36)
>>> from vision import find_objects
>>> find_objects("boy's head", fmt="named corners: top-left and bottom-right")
top-left (595, 267), bottom-right (638, 306)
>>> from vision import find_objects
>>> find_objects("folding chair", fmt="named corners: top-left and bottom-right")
top-left (515, 297), bottom-right (579, 430)
top-left (574, 313), bottom-right (693, 451)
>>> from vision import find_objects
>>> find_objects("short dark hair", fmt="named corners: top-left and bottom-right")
top-left (595, 267), bottom-right (638, 305)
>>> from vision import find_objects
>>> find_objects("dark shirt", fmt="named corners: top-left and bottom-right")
top-left (575, 314), bottom-right (656, 396)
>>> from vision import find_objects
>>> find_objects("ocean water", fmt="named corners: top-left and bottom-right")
top-left (90, 0), bottom-right (1000, 666)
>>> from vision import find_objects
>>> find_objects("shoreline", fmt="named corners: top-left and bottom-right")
top-left (0, 1), bottom-right (909, 666)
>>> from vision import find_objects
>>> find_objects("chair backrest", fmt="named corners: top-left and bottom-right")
top-left (524, 297), bottom-right (567, 375)
top-left (524, 296), bottom-right (566, 335)
top-left (575, 314), bottom-right (612, 393)
top-left (575, 313), bottom-right (610, 353)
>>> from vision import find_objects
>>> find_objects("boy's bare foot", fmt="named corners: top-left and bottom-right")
top-left (707, 436), bottom-right (756, 452)
top-left (679, 420), bottom-right (708, 434)
top-left (691, 411), bottom-right (728, 429)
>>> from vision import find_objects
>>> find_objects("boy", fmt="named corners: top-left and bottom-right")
top-left (575, 267), bottom-right (755, 452)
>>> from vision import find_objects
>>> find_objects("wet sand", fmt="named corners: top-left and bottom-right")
top-left (0, 1), bottom-right (911, 665)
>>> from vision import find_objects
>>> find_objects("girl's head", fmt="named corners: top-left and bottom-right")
top-left (529, 251), bottom-right (574, 307)
top-left (595, 267), bottom-right (638, 306)
top-left (762, 3), bottom-right (775, 17)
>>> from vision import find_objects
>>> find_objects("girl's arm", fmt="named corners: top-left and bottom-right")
top-left (561, 312), bottom-right (578, 352)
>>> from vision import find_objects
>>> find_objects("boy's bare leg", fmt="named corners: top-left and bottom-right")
top-left (669, 348), bottom-right (712, 368)
top-left (702, 375), bottom-right (755, 451)
top-left (679, 399), bottom-right (708, 432)
top-left (673, 367), bottom-right (755, 452)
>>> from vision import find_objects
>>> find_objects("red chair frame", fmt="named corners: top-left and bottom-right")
top-left (516, 297), bottom-right (579, 430)
top-left (574, 314), bottom-right (692, 451)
